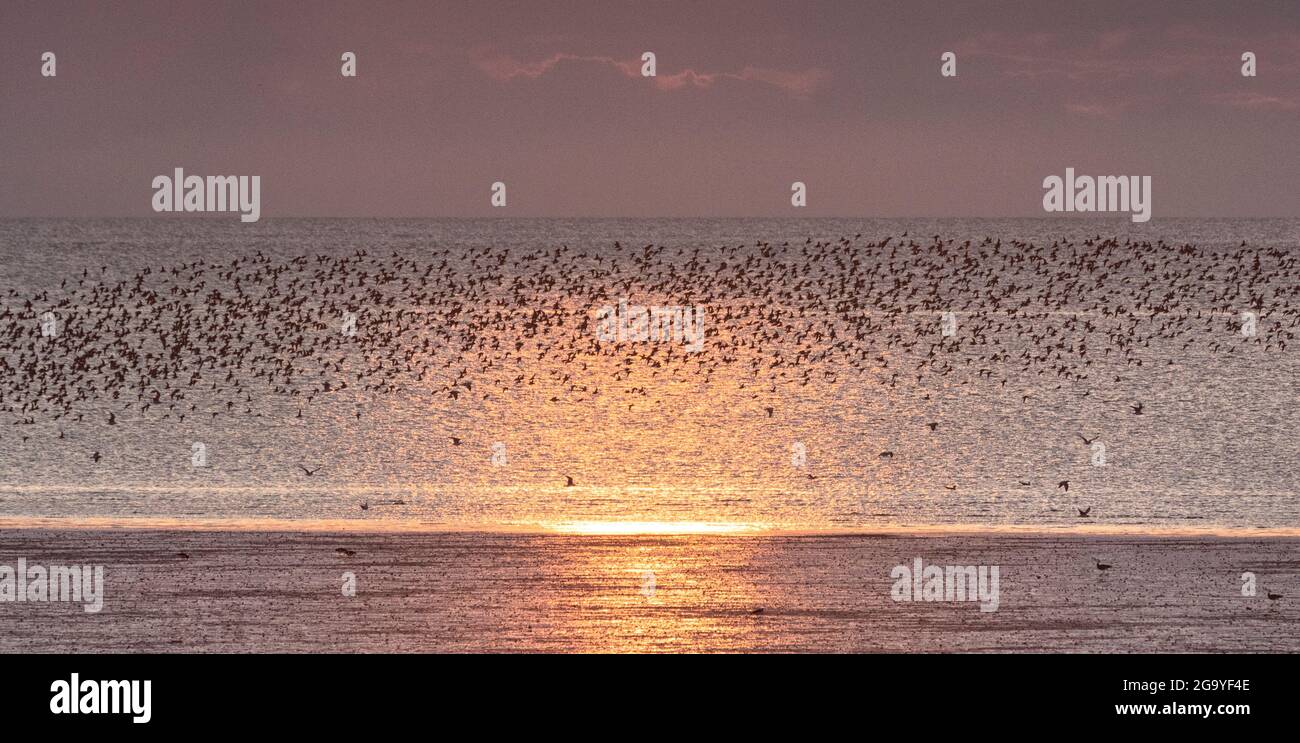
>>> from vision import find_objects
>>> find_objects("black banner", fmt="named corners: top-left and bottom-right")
top-left (0, 653), bottom-right (1284, 731)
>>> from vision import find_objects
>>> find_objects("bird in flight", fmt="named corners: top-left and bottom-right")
top-left (1076, 434), bottom-right (1098, 445)
top-left (1131, 402), bottom-right (1144, 415)
top-left (299, 464), bottom-right (322, 476)
top-left (1077, 507), bottom-right (1091, 517)
top-left (450, 436), bottom-right (462, 446)
top-left (1058, 480), bottom-right (1069, 491)
top-left (565, 475), bottom-right (575, 487)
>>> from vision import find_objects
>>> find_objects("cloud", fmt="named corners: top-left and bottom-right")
top-left (954, 28), bottom-right (1300, 116)
top-left (1205, 91), bottom-right (1299, 110)
top-left (472, 50), bottom-right (827, 96)
top-left (956, 28), bottom-right (1300, 80)
top-left (474, 51), bottom-right (635, 80)
top-left (1063, 101), bottom-right (1124, 118)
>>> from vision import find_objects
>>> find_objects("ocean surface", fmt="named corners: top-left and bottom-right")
top-left (6, 529), bottom-right (1296, 652)
top-left (1, 217), bottom-right (1298, 532)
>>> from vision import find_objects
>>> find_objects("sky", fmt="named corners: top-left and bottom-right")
top-left (0, 0), bottom-right (1297, 217)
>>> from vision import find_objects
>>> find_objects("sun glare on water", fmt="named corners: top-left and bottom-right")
top-left (547, 520), bottom-right (764, 535)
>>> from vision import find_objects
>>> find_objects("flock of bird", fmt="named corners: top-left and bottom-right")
top-left (0, 233), bottom-right (1295, 526)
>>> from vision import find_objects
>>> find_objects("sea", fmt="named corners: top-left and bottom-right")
top-left (1, 217), bottom-right (1297, 533)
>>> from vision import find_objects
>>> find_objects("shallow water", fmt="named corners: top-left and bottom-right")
top-left (2, 529), bottom-right (1297, 653)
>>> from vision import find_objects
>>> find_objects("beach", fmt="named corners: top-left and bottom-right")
top-left (2, 527), bottom-right (1297, 653)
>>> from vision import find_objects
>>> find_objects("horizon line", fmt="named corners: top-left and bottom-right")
top-left (3, 214), bottom-right (1299, 221)
top-left (2, 516), bottom-right (1298, 539)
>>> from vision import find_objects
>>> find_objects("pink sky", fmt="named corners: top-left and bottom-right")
top-left (0, 0), bottom-right (1297, 217)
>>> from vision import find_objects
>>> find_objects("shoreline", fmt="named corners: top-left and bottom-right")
top-left (1, 515), bottom-right (1299, 539)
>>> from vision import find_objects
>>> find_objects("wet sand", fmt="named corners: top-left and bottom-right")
top-left (1, 528), bottom-right (1297, 652)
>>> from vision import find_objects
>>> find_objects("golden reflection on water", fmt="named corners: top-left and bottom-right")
top-left (545, 533), bottom-right (768, 653)
top-left (546, 520), bottom-right (764, 535)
